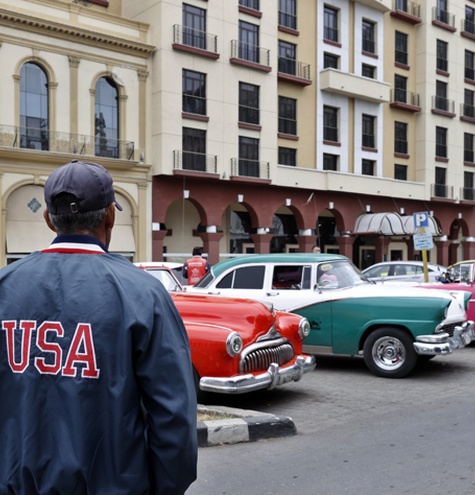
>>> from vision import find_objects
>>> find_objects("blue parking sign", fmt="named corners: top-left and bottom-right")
top-left (413, 211), bottom-right (429, 228)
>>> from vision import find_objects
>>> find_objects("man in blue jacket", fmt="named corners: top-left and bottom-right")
top-left (0, 160), bottom-right (197, 494)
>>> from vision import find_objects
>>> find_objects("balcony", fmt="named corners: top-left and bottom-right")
top-left (462, 18), bottom-right (475, 41)
top-left (320, 69), bottom-right (390, 103)
top-left (461, 103), bottom-right (475, 122)
top-left (461, 186), bottom-right (475, 202)
top-left (432, 7), bottom-right (456, 32)
top-left (390, 0), bottom-right (421, 24)
top-left (230, 158), bottom-right (270, 181)
top-left (173, 25), bottom-right (219, 59)
top-left (173, 150), bottom-right (218, 176)
top-left (230, 40), bottom-right (271, 72)
top-left (431, 183), bottom-right (454, 200)
top-left (0, 124), bottom-right (135, 160)
top-left (431, 96), bottom-right (455, 117)
top-left (390, 89), bottom-right (421, 112)
top-left (278, 57), bottom-right (312, 86)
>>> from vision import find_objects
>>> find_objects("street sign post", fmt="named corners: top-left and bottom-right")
top-left (413, 212), bottom-right (431, 282)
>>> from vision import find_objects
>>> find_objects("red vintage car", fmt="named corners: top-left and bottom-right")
top-left (421, 260), bottom-right (475, 323)
top-left (134, 263), bottom-right (316, 398)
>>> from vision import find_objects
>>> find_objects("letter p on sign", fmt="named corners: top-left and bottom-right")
top-left (413, 211), bottom-right (429, 228)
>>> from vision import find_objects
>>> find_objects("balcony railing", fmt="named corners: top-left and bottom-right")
top-left (278, 57), bottom-right (311, 81)
top-left (231, 157), bottom-right (270, 179)
top-left (463, 18), bottom-right (475, 35)
top-left (231, 40), bottom-right (270, 68)
top-left (461, 103), bottom-right (475, 119)
top-left (173, 25), bottom-right (218, 55)
top-left (432, 95), bottom-right (455, 114)
top-left (394, 139), bottom-right (408, 154)
top-left (462, 186), bottom-right (475, 201)
top-left (278, 11), bottom-right (297, 30)
top-left (239, 105), bottom-right (260, 125)
top-left (0, 124), bottom-right (135, 160)
top-left (392, 0), bottom-right (421, 20)
top-left (173, 150), bottom-right (217, 174)
top-left (391, 89), bottom-right (420, 107)
top-left (278, 117), bottom-right (297, 136)
top-left (239, 0), bottom-right (260, 10)
top-left (431, 183), bottom-right (453, 199)
top-left (432, 7), bottom-right (455, 29)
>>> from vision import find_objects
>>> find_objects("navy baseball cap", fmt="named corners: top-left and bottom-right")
top-left (44, 160), bottom-right (123, 214)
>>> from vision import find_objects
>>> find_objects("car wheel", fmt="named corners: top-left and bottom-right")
top-left (363, 327), bottom-right (417, 378)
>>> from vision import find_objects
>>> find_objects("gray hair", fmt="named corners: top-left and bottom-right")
top-left (47, 193), bottom-right (106, 234)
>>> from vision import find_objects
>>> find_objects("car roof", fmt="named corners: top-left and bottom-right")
top-left (363, 261), bottom-right (445, 270)
top-left (210, 253), bottom-right (349, 276)
top-left (134, 261), bottom-right (183, 269)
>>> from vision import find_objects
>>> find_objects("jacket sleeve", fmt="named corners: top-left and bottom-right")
top-left (133, 285), bottom-right (197, 495)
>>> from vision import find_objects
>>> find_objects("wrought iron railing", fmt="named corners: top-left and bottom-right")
top-left (390, 89), bottom-right (420, 107)
top-left (432, 96), bottom-right (455, 114)
top-left (230, 40), bottom-right (270, 68)
top-left (173, 25), bottom-right (218, 54)
top-left (393, 0), bottom-right (421, 18)
top-left (231, 158), bottom-right (270, 179)
top-left (0, 125), bottom-right (135, 160)
top-left (432, 7), bottom-right (455, 27)
top-left (278, 57), bottom-right (311, 80)
top-left (173, 150), bottom-right (217, 174)
top-left (462, 186), bottom-right (475, 201)
top-left (431, 183), bottom-right (453, 199)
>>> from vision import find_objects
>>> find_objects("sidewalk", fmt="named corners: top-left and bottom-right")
top-left (197, 405), bottom-right (297, 448)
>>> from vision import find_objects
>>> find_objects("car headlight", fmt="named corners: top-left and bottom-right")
top-left (226, 332), bottom-right (243, 357)
top-left (298, 318), bottom-right (311, 339)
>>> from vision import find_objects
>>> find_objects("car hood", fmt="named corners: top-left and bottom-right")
top-left (170, 292), bottom-right (277, 342)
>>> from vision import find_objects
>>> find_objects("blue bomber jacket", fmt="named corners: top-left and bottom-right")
top-left (0, 235), bottom-right (197, 495)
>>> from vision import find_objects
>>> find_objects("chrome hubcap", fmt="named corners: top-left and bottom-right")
top-left (372, 336), bottom-right (406, 371)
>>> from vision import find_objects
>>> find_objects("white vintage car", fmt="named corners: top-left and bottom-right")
top-left (188, 253), bottom-right (475, 378)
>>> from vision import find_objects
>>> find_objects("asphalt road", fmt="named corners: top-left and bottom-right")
top-left (187, 348), bottom-right (475, 495)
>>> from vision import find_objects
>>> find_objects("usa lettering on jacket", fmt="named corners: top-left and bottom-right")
top-left (2, 320), bottom-right (100, 378)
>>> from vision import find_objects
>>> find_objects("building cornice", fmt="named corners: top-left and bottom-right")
top-left (0, 8), bottom-right (155, 58)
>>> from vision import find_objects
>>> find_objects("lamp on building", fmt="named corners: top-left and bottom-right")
top-left (458, 212), bottom-right (463, 219)
top-left (328, 201), bottom-right (335, 210)
top-left (183, 190), bottom-right (190, 199)
top-left (206, 225), bottom-right (217, 233)
top-left (237, 194), bottom-right (244, 203)
top-left (285, 198), bottom-right (292, 206)
top-left (152, 222), bottom-right (161, 231)
top-left (366, 204), bottom-right (371, 213)
top-left (399, 207), bottom-right (405, 215)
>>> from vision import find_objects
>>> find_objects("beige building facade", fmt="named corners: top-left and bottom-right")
top-left (3, 1), bottom-right (475, 269)
top-left (0, 0), bottom-right (153, 265)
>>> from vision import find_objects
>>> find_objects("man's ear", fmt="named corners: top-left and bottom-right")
top-left (105, 203), bottom-right (116, 231)
top-left (43, 210), bottom-right (57, 233)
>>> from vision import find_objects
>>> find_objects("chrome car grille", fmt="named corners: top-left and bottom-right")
top-left (438, 322), bottom-right (465, 338)
top-left (240, 340), bottom-right (295, 373)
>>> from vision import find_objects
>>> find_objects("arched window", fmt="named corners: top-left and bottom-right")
top-left (20, 63), bottom-right (49, 150)
top-left (95, 77), bottom-right (119, 158)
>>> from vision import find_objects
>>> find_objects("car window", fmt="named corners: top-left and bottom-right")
top-left (271, 265), bottom-right (311, 290)
top-left (216, 266), bottom-right (265, 289)
top-left (365, 266), bottom-right (388, 278)
top-left (393, 265), bottom-right (407, 276)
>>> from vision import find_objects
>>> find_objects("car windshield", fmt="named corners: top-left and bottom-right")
top-left (316, 260), bottom-right (367, 289)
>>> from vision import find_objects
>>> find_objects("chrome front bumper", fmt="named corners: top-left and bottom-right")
top-left (413, 321), bottom-right (475, 355)
top-left (199, 354), bottom-right (316, 394)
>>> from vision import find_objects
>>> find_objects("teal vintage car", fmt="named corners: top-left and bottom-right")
top-left (188, 253), bottom-right (475, 378)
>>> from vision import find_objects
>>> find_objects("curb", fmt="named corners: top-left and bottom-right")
top-left (197, 405), bottom-right (297, 448)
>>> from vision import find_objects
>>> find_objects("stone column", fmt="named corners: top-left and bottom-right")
top-left (295, 234), bottom-right (318, 253)
top-left (196, 232), bottom-right (224, 265)
top-left (434, 239), bottom-right (450, 266)
top-left (250, 233), bottom-right (274, 254)
top-left (336, 235), bottom-right (355, 259)
top-left (152, 230), bottom-right (168, 261)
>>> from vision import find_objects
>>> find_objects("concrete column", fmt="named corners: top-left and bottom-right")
top-left (196, 232), bottom-right (224, 265)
